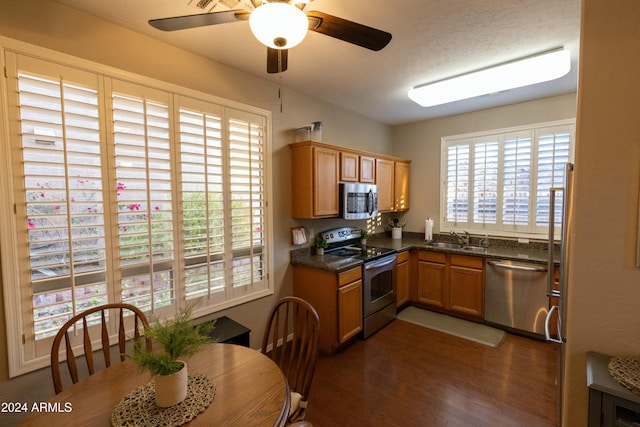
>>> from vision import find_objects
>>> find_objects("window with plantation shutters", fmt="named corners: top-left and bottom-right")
top-left (2, 49), bottom-right (272, 376)
top-left (441, 120), bottom-right (574, 237)
top-left (178, 101), bottom-right (267, 306)
top-left (16, 66), bottom-right (108, 349)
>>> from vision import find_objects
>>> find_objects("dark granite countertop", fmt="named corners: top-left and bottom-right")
top-left (290, 232), bottom-right (559, 273)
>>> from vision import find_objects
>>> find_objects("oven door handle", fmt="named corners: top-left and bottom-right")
top-left (364, 255), bottom-right (397, 270)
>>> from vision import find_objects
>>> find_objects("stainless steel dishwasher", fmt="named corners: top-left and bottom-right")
top-left (485, 259), bottom-right (549, 339)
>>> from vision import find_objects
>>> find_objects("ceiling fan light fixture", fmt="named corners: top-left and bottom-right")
top-left (408, 48), bottom-right (571, 107)
top-left (249, 2), bottom-right (309, 49)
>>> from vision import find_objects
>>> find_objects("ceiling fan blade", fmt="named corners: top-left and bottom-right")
top-left (149, 10), bottom-right (250, 32)
top-left (267, 48), bottom-right (288, 74)
top-left (306, 11), bottom-right (392, 51)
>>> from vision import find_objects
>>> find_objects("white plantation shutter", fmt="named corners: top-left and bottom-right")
top-left (535, 125), bottom-right (573, 232)
top-left (441, 121), bottom-right (574, 237)
top-left (228, 111), bottom-right (266, 290)
top-left (110, 83), bottom-right (174, 312)
top-left (177, 101), bottom-right (267, 304)
top-left (445, 144), bottom-right (470, 223)
top-left (2, 50), bottom-right (272, 375)
top-left (178, 100), bottom-right (226, 301)
top-left (473, 139), bottom-right (499, 225)
top-left (502, 131), bottom-right (532, 229)
top-left (6, 55), bottom-right (108, 361)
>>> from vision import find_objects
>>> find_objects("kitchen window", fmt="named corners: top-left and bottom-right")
top-left (441, 120), bottom-right (575, 238)
top-left (1, 48), bottom-right (272, 376)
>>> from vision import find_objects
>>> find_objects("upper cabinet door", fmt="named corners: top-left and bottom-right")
top-left (360, 155), bottom-right (376, 183)
top-left (395, 161), bottom-right (410, 211)
top-left (314, 147), bottom-right (340, 217)
top-left (340, 151), bottom-right (359, 182)
top-left (376, 158), bottom-right (395, 212)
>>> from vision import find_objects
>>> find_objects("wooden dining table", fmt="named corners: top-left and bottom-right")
top-left (21, 343), bottom-right (290, 426)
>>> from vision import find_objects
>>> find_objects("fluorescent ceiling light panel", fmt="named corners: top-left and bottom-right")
top-left (408, 48), bottom-right (571, 107)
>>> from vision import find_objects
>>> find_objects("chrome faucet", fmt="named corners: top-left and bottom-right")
top-left (450, 230), bottom-right (470, 246)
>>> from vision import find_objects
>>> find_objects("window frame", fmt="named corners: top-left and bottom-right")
top-left (0, 38), bottom-right (274, 377)
top-left (440, 119), bottom-right (575, 239)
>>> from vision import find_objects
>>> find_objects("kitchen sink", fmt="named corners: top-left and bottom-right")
top-left (425, 241), bottom-right (462, 249)
top-left (460, 245), bottom-right (487, 253)
top-left (425, 241), bottom-right (487, 253)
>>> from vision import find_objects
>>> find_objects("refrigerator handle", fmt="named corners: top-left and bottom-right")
top-left (545, 305), bottom-right (563, 343)
top-left (548, 188), bottom-right (562, 297)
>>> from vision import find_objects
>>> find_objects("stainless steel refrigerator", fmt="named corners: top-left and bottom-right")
top-left (545, 162), bottom-right (574, 425)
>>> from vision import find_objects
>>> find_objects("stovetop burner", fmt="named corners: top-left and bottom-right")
top-left (328, 245), bottom-right (396, 262)
top-left (320, 226), bottom-right (396, 262)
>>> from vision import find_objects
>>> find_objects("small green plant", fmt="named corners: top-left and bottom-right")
top-left (128, 305), bottom-right (214, 376)
top-left (315, 234), bottom-right (328, 249)
top-left (360, 229), bottom-right (369, 239)
top-left (387, 218), bottom-right (406, 229)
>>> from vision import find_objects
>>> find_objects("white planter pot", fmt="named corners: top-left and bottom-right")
top-left (155, 361), bottom-right (188, 407)
top-left (316, 247), bottom-right (324, 255)
top-left (391, 227), bottom-right (402, 239)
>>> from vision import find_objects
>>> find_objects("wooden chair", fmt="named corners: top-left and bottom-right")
top-left (50, 303), bottom-right (151, 394)
top-left (262, 296), bottom-right (321, 424)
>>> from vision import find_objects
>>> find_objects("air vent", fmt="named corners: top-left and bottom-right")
top-left (187, 0), bottom-right (243, 12)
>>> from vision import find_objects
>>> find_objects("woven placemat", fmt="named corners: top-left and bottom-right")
top-left (111, 373), bottom-right (216, 427)
top-left (608, 354), bottom-right (640, 396)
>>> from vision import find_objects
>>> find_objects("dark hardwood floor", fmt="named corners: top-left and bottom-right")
top-left (305, 318), bottom-right (559, 427)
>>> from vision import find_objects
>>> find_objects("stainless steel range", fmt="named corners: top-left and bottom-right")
top-left (322, 227), bottom-right (397, 338)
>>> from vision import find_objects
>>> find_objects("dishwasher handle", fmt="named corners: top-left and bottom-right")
top-left (487, 260), bottom-right (548, 272)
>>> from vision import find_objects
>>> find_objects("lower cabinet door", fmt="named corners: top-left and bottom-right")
top-left (448, 266), bottom-right (484, 318)
top-left (338, 280), bottom-right (363, 343)
top-left (417, 261), bottom-right (446, 308)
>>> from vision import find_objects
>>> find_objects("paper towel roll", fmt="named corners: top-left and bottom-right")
top-left (425, 218), bottom-right (433, 241)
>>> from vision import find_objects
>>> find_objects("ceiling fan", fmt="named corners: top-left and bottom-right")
top-left (149, 0), bottom-right (392, 73)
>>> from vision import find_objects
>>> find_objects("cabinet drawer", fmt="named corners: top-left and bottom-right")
top-left (339, 267), bottom-right (362, 286)
top-left (418, 250), bottom-right (446, 264)
top-left (450, 254), bottom-right (483, 269)
top-left (397, 250), bottom-right (409, 263)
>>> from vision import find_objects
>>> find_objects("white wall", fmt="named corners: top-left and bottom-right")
top-left (564, 1), bottom-right (640, 425)
top-left (392, 94), bottom-right (578, 234)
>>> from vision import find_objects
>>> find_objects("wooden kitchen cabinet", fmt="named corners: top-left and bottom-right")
top-left (290, 142), bottom-right (339, 218)
top-left (448, 255), bottom-right (484, 319)
top-left (376, 158), bottom-right (411, 212)
top-left (395, 250), bottom-right (410, 307)
top-left (292, 265), bottom-right (362, 354)
top-left (340, 151), bottom-right (359, 182)
top-left (415, 250), bottom-right (484, 321)
top-left (289, 141), bottom-right (410, 217)
top-left (376, 158), bottom-right (395, 212)
top-left (416, 251), bottom-right (447, 308)
top-left (394, 160), bottom-right (410, 211)
top-left (360, 155), bottom-right (376, 183)
top-left (339, 151), bottom-right (377, 183)
top-left (338, 279), bottom-right (363, 343)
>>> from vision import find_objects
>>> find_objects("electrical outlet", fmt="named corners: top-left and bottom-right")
top-left (518, 238), bottom-right (530, 244)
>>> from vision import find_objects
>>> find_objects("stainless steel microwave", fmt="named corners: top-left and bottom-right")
top-left (340, 183), bottom-right (378, 220)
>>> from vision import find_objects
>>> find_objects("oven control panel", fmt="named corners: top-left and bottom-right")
top-left (321, 227), bottom-right (363, 244)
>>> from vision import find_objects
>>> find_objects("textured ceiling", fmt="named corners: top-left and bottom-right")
top-left (54, 0), bottom-right (581, 125)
